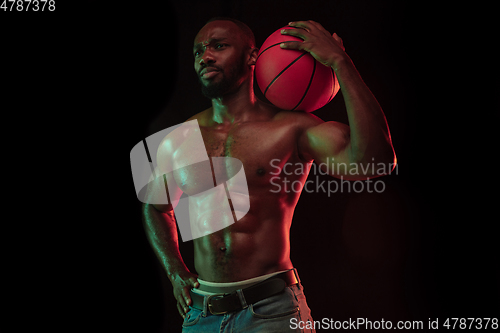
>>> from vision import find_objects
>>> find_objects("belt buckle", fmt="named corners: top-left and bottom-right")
top-left (207, 294), bottom-right (228, 315)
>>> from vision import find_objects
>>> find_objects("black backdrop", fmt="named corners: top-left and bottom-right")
top-left (83, 1), bottom-right (498, 332)
top-left (6, 0), bottom-right (497, 331)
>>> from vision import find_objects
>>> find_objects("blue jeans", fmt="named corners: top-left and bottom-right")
top-left (182, 284), bottom-right (315, 332)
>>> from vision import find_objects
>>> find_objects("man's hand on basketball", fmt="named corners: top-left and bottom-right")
top-left (280, 20), bottom-right (347, 68)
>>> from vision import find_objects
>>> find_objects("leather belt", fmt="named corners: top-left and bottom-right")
top-left (189, 268), bottom-right (300, 315)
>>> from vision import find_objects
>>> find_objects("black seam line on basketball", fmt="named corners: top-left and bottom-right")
top-left (264, 52), bottom-right (308, 96)
top-left (255, 41), bottom-right (298, 63)
top-left (292, 59), bottom-right (316, 111)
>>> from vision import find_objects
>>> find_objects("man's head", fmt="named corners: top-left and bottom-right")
top-left (193, 17), bottom-right (258, 99)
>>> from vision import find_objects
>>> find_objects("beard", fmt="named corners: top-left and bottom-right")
top-left (199, 56), bottom-right (247, 99)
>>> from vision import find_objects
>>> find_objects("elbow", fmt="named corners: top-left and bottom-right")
top-left (381, 141), bottom-right (397, 168)
top-left (386, 138), bottom-right (397, 172)
top-left (375, 128), bottom-right (397, 171)
top-left (363, 145), bottom-right (397, 179)
top-left (385, 132), bottom-right (397, 171)
top-left (389, 149), bottom-right (397, 173)
top-left (375, 144), bottom-right (397, 177)
top-left (373, 131), bottom-right (396, 168)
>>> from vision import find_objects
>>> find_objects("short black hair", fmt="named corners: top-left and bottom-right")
top-left (205, 17), bottom-right (256, 49)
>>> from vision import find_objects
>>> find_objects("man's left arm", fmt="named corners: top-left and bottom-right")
top-left (281, 20), bottom-right (396, 180)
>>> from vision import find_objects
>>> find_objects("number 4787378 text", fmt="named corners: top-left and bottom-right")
top-left (1, 0), bottom-right (55, 11)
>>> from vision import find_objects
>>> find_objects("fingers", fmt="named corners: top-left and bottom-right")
top-left (182, 288), bottom-right (192, 307)
top-left (280, 27), bottom-right (308, 50)
top-left (281, 27), bottom-right (308, 41)
top-left (175, 287), bottom-right (191, 319)
top-left (190, 277), bottom-right (200, 289)
top-left (183, 277), bottom-right (199, 307)
top-left (279, 40), bottom-right (302, 49)
top-left (282, 20), bottom-right (334, 42)
top-left (178, 277), bottom-right (199, 314)
top-left (288, 20), bottom-right (312, 31)
top-left (281, 21), bottom-right (344, 53)
top-left (308, 20), bottom-right (326, 32)
top-left (177, 301), bottom-right (186, 319)
top-left (173, 274), bottom-right (200, 319)
top-left (289, 20), bottom-right (330, 36)
top-left (177, 293), bottom-right (189, 313)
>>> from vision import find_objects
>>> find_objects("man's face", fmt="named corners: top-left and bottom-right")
top-left (193, 21), bottom-right (250, 99)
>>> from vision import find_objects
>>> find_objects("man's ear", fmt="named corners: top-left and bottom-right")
top-left (248, 47), bottom-right (259, 66)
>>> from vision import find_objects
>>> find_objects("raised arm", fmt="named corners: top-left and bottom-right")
top-left (282, 20), bottom-right (396, 180)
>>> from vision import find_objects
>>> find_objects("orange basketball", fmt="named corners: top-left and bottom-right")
top-left (255, 26), bottom-right (340, 112)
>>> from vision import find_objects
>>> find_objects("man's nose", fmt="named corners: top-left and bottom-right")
top-left (199, 50), bottom-right (215, 66)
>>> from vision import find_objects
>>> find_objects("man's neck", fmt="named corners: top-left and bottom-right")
top-left (210, 79), bottom-right (260, 126)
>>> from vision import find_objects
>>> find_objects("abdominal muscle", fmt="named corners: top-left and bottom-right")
top-left (192, 190), bottom-right (294, 283)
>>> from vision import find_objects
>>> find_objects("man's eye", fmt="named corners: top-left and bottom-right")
top-left (216, 44), bottom-right (226, 49)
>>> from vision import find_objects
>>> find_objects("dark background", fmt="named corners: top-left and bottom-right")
top-left (4, 0), bottom-right (497, 331)
top-left (81, 0), bottom-right (498, 332)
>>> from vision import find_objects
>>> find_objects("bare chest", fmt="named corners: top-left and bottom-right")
top-left (172, 121), bottom-right (300, 195)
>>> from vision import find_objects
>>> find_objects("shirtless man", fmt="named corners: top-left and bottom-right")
top-left (142, 17), bottom-right (396, 332)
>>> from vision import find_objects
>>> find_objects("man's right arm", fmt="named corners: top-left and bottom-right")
top-left (142, 129), bottom-right (200, 318)
top-left (142, 202), bottom-right (200, 318)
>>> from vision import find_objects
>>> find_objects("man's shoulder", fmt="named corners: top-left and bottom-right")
top-left (186, 107), bottom-right (211, 125)
top-left (156, 109), bottom-right (210, 156)
top-left (254, 99), bottom-right (323, 127)
top-left (273, 109), bottom-right (324, 129)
